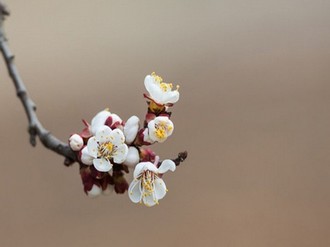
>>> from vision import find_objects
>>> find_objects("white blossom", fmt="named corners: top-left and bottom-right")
top-left (128, 158), bottom-right (176, 207)
top-left (144, 72), bottom-right (179, 105)
top-left (145, 116), bottom-right (174, 143)
top-left (82, 126), bottom-right (128, 172)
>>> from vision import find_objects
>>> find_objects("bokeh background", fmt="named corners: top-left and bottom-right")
top-left (1, 0), bottom-right (330, 246)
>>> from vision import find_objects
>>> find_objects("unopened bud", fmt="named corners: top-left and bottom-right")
top-left (69, 134), bottom-right (84, 151)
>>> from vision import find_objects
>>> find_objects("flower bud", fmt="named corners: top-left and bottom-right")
top-left (124, 146), bottom-right (140, 167)
top-left (69, 134), bottom-right (84, 151)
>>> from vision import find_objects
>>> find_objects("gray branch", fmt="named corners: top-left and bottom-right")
top-left (0, 3), bottom-right (76, 163)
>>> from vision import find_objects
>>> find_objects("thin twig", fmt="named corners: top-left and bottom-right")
top-left (0, 4), bottom-right (76, 162)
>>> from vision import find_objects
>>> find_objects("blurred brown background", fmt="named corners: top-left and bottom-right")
top-left (1, 0), bottom-right (330, 246)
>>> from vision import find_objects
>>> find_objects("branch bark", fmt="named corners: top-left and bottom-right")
top-left (0, 2), bottom-right (76, 162)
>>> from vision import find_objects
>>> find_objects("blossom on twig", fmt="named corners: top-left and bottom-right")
top-left (144, 72), bottom-right (180, 106)
top-left (128, 157), bottom-right (176, 207)
top-left (81, 126), bottom-right (128, 172)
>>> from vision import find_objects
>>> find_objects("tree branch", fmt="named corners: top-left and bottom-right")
top-left (0, 2), bottom-right (76, 162)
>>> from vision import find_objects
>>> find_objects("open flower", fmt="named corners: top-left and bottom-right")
top-left (81, 126), bottom-right (128, 172)
top-left (144, 72), bottom-right (180, 105)
top-left (128, 158), bottom-right (176, 207)
top-left (144, 116), bottom-right (174, 143)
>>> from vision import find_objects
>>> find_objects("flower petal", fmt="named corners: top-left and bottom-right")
top-left (110, 128), bottom-right (125, 145)
top-left (142, 128), bottom-right (154, 144)
top-left (162, 91), bottom-right (180, 104)
top-left (128, 179), bottom-right (142, 203)
top-left (134, 162), bottom-right (159, 176)
top-left (124, 116), bottom-right (140, 144)
top-left (113, 144), bottom-right (128, 164)
top-left (80, 146), bottom-right (94, 165)
top-left (93, 158), bottom-right (113, 172)
top-left (154, 178), bottom-right (167, 200)
top-left (87, 137), bottom-right (98, 158)
top-left (124, 146), bottom-right (140, 167)
top-left (91, 110), bottom-right (111, 135)
top-left (95, 125), bottom-right (113, 144)
top-left (158, 159), bottom-right (176, 174)
top-left (144, 75), bottom-right (163, 102)
top-left (142, 192), bottom-right (158, 207)
top-left (133, 162), bottom-right (146, 178)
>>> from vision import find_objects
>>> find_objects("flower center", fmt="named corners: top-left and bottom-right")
top-left (98, 142), bottom-right (114, 160)
top-left (142, 171), bottom-right (155, 194)
top-left (159, 82), bottom-right (173, 92)
top-left (151, 72), bottom-right (179, 93)
top-left (154, 121), bottom-right (172, 140)
top-left (151, 72), bottom-right (163, 83)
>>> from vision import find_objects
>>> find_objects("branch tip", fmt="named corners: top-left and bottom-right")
top-left (173, 151), bottom-right (188, 166)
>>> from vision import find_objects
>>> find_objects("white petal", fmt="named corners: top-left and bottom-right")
top-left (95, 125), bottom-right (113, 143)
top-left (142, 192), bottom-right (157, 207)
top-left (113, 144), bottom-right (128, 164)
top-left (87, 137), bottom-right (98, 158)
top-left (124, 116), bottom-right (140, 144)
top-left (110, 128), bottom-right (125, 145)
top-left (69, 134), bottom-right (84, 151)
top-left (144, 75), bottom-right (156, 94)
top-left (93, 158), bottom-right (113, 172)
top-left (147, 121), bottom-right (158, 142)
top-left (162, 91), bottom-right (180, 104)
top-left (134, 162), bottom-right (152, 178)
top-left (128, 180), bottom-right (142, 203)
top-left (124, 146), bottom-right (140, 167)
top-left (142, 128), bottom-right (154, 143)
top-left (91, 110), bottom-right (111, 135)
top-left (133, 162), bottom-right (159, 177)
top-left (80, 146), bottom-right (94, 165)
top-left (154, 178), bottom-right (167, 200)
top-left (87, 184), bottom-right (102, 198)
top-left (144, 75), bottom-right (163, 103)
top-left (158, 159), bottom-right (176, 174)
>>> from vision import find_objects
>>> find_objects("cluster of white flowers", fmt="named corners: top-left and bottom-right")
top-left (68, 73), bottom-right (182, 207)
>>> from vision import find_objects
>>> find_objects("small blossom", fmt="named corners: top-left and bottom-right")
top-left (83, 126), bottom-right (128, 172)
top-left (128, 158), bottom-right (176, 207)
top-left (144, 72), bottom-right (180, 105)
top-left (145, 116), bottom-right (174, 143)
top-left (69, 134), bottom-right (84, 151)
